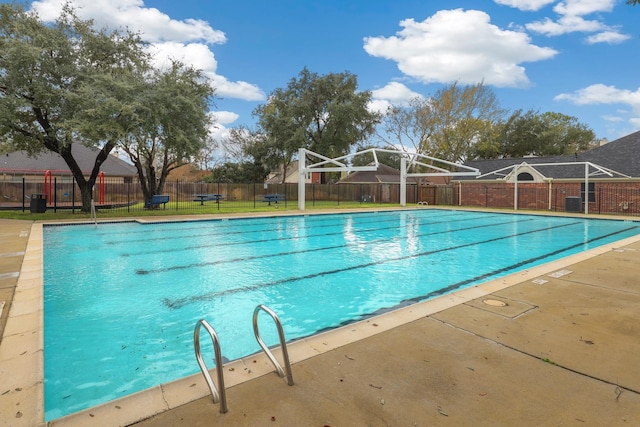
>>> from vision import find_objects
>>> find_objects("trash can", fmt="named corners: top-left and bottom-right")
top-left (30, 194), bottom-right (47, 213)
top-left (565, 196), bottom-right (582, 213)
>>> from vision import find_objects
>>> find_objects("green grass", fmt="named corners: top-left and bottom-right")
top-left (0, 200), bottom-right (400, 221)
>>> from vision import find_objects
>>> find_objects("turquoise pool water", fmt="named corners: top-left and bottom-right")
top-left (43, 210), bottom-right (640, 419)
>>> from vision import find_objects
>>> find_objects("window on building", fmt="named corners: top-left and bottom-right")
top-left (517, 172), bottom-right (534, 181)
top-left (580, 182), bottom-right (595, 202)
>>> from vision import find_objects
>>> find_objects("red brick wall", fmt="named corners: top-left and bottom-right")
top-left (454, 180), bottom-right (640, 215)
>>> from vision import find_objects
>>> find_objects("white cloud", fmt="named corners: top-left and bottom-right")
top-left (526, 15), bottom-right (604, 36)
top-left (585, 31), bottom-right (630, 45)
top-left (363, 9), bottom-right (557, 88)
top-left (368, 82), bottom-right (423, 114)
top-left (525, 0), bottom-right (622, 40)
top-left (371, 82), bottom-right (423, 105)
top-left (555, 84), bottom-right (640, 107)
top-left (211, 111), bottom-right (239, 126)
top-left (30, 0), bottom-right (264, 102)
top-left (556, 84), bottom-right (640, 129)
top-left (602, 115), bottom-right (624, 122)
top-left (367, 99), bottom-right (392, 115)
top-left (553, 0), bottom-right (615, 16)
top-left (32, 0), bottom-right (225, 44)
top-left (493, 0), bottom-right (556, 12)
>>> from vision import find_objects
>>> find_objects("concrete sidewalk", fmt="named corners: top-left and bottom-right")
top-left (0, 220), bottom-right (31, 342)
top-left (133, 239), bottom-right (640, 426)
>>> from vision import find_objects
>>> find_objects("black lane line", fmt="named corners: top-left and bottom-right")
top-left (108, 210), bottom-right (444, 244)
top-left (163, 220), bottom-right (588, 309)
top-left (99, 209), bottom-right (461, 239)
top-left (111, 214), bottom-right (412, 247)
top-left (136, 217), bottom-right (536, 274)
top-left (113, 210), bottom-right (480, 248)
top-left (99, 211), bottom-right (404, 238)
top-left (124, 212), bottom-right (514, 258)
top-left (387, 225), bottom-right (640, 308)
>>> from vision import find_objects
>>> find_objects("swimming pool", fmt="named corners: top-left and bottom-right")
top-left (43, 209), bottom-right (640, 420)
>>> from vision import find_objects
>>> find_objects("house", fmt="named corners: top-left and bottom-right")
top-left (454, 130), bottom-right (640, 213)
top-left (1, 144), bottom-right (137, 184)
top-left (265, 161), bottom-right (322, 185)
top-left (0, 145), bottom-right (138, 206)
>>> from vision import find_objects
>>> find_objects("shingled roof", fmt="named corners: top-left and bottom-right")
top-left (459, 130), bottom-right (640, 180)
top-left (1, 144), bottom-right (137, 177)
top-left (579, 130), bottom-right (640, 177)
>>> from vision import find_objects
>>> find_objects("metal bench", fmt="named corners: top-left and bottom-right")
top-left (145, 194), bottom-right (170, 209)
top-left (193, 194), bottom-right (225, 205)
top-left (262, 194), bottom-right (285, 205)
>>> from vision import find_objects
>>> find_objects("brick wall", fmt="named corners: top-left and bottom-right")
top-left (453, 180), bottom-right (640, 215)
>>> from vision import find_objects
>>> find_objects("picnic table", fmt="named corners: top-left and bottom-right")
top-left (193, 194), bottom-right (225, 205)
top-left (262, 194), bottom-right (285, 206)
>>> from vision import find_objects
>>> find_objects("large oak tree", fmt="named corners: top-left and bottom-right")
top-left (120, 61), bottom-right (215, 205)
top-left (472, 109), bottom-right (597, 159)
top-left (0, 3), bottom-right (147, 211)
top-left (236, 68), bottom-right (381, 183)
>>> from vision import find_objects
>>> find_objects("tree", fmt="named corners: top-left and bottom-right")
top-left (378, 97), bottom-right (434, 155)
top-left (627, 0), bottom-right (638, 5)
top-left (0, 3), bottom-right (148, 211)
top-left (208, 161), bottom-right (269, 183)
top-left (381, 82), bottom-right (504, 165)
top-left (473, 109), bottom-right (597, 159)
top-left (243, 68), bottom-right (381, 183)
top-left (351, 143), bottom-right (403, 169)
top-left (120, 61), bottom-right (214, 205)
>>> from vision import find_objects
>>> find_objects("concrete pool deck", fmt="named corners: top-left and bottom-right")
top-left (1, 209), bottom-right (640, 426)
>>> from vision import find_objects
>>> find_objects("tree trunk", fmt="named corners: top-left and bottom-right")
top-left (51, 141), bottom-right (114, 212)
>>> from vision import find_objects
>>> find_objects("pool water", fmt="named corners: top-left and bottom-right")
top-left (43, 210), bottom-right (640, 419)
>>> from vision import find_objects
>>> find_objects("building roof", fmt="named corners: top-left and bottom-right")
top-left (579, 130), bottom-right (640, 177)
top-left (1, 144), bottom-right (137, 177)
top-left (459, 130), bottom-right (640, 180)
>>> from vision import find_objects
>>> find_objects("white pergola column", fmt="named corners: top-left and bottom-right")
top-left (400, 157), bottom-right (407, 207)
top-left (298, 148), bottom-right (306, 211)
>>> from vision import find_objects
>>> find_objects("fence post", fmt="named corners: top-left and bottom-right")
top-left (22, 178), bottom-right (25, 212)
top-left (72, 177), bottom-right (76, 214)
top-left (54, 177), bottom-right (57, 212)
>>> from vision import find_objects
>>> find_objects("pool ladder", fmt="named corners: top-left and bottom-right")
top-left (193, 304), bottom-right (294, 413)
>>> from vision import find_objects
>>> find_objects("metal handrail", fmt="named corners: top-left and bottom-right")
top-left (252, 304), bottom-right (294, 386)
top-left (194, 319), bottom-right (228, 413)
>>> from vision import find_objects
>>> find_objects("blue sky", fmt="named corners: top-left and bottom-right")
top-left (15, 0), bottom-right (640, 147)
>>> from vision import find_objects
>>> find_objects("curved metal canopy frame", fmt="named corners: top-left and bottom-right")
top-left (297, 148), bottom-right (480, 210)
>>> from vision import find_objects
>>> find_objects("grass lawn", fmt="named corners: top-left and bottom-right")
top-left (0, 200), bottom-right (401, 221)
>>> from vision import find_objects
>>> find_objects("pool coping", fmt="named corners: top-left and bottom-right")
top-left (3, 208), bottom-right (640, 426)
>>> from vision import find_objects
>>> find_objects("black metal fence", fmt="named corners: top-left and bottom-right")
top-left (4, 176), bottom-right (639, 217)
top-left (0, 177), bottom-right (421, 213)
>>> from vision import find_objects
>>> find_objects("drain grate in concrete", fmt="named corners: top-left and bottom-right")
top-left (483, 298), bottom-right (507, 307)
top-left (465, 296), bottom-right (537, 318)
top-left (548, 269), bottom-right (572, 278)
